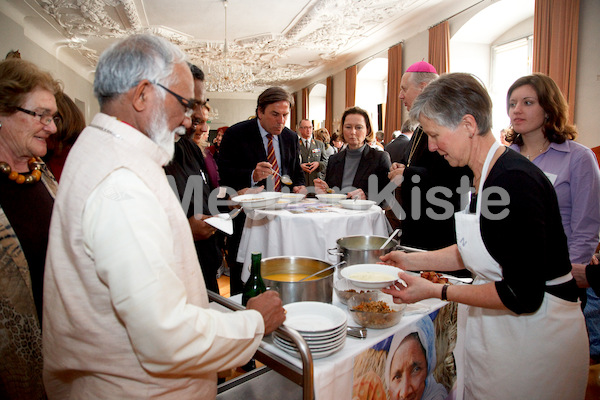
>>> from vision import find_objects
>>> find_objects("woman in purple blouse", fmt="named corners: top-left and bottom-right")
top-left (506, 73), bottom-right (600, 362)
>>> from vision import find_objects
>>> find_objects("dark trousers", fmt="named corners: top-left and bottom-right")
top-left (226, 211), bottom-right (246, 296)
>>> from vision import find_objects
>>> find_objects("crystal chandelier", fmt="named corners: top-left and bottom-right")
top-left (203, 0), bottom-right (255, 92)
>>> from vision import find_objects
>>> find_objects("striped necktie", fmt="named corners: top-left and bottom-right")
top-left (266, 133), bottom-right (281, 191)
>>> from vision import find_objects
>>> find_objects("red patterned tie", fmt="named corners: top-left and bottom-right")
top-left (266, 133), bottom-right (281, 191)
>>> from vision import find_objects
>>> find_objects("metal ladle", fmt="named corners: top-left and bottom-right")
top-left (271, 169), bottom-right (293, 185)
top-left (298, 261), bottom-right (346, 282)
top-left (379, 228), bottom-right (401, 249)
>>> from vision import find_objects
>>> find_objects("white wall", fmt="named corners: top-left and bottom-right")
top-left (308, 83), bottom-right (326, 128)
top-left (450, 42), bottom-right (490, 82)
top-left (402, 30), bottom-right (429, 73)
top-left (0, 12), bottom-right (98, 122)
top-left (355, 78), bottom-right (386, 131)
top-left (574, 0), bottom-right (600, 148)
top-left (204, 97), bottom-right (256, 128)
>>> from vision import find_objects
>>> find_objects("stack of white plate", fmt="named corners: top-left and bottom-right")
top-left (273, 301), bottom-right (347, 359)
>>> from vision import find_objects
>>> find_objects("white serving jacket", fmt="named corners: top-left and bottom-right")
top-left (43, 113), bottom-right (264, 399)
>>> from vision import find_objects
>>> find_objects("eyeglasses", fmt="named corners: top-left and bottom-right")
top-left (153, 82), bottom-right (199, 118)
top-left (16, 107), bottom-right (61, 126)
top-left (191, 118), bottom-right (212, 128)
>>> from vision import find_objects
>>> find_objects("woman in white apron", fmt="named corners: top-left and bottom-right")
top-left (380, 73), bottom-right (588, 400)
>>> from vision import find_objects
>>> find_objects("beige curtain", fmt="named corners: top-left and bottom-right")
top-left (345, 65), bottom-right (357, 108)
top-left (290, 92), bottom-right (297, 130)
top-left (325, 76), bottom-right (333, 135)
top-left (533, 0), bottom-right (580, 123)
top-left (301, 87), bottom-right (309, 121)
top-left (428, 21), bottom-right (450, 74)
top-left (384, 43), bottom-right (403, 144)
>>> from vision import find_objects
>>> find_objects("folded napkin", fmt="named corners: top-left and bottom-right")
top-left (205, 214), bottom-right (233, 235)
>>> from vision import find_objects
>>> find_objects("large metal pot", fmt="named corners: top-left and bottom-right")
top-left (328, 235), bottom-right (398, 276)
top-left (261, 256), bottom-right (333, 305)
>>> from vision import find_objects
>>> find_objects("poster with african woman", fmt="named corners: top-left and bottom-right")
top-left (351, 303), bottom-right (457, 400)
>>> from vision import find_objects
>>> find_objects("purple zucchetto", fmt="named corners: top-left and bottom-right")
top-left (406, 61), bottom-right (437, 73)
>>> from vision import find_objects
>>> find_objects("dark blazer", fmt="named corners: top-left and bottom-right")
top-left (218, 119), bottom-right (305, 191)
top-left (324, 144), bottom-right (391, 198)
top-left (164, 137), bottom-right (220, 293)
top-left (384, 134), bottom-right (411, 164)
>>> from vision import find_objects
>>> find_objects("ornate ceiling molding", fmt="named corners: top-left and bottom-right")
top-left (34, 0), bottom-right (421, 91)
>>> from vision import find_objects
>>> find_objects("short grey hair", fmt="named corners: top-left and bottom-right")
top-left (94, 34), bottom-right (186, 107)
top-left (409, 73), bottom-right (492, 135)
top-left (410, 71), bottom-right (439, 87)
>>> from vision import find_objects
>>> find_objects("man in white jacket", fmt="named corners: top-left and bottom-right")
top-left (43, 34), bottom-right (285, 399)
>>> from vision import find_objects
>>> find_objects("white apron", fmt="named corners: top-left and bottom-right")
top-left (453, 141), bottom-right (588, 400)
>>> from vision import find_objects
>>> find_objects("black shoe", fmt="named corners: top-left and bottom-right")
top-left (240, 359), bottom-right (256, 372)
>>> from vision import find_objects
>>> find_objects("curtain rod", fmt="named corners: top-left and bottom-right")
top-left (429, 0), bottom-right (487, 29)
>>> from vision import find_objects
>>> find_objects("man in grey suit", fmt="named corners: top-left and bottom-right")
top-left (297, 119), bottom-right (328, 188)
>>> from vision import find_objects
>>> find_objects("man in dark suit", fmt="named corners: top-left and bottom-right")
top-left (388, 61), bottom-right (472, 257)
top-left (164, 64), bottom-right (223, 294)
top-left (297, 118), bottom-right (328, 188)
top-left (218, 87), bottom-right (305, 295)
top-left (219, 87), bottom-right (305, 193)
top-left (384, 119), bottom-right (414, 163)
top-left (384, 119), bottom-right (413, 230)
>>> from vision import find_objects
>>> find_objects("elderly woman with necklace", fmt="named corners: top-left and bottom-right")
top-left (0, 58), bottom-right (59, 399)
top-left (380, 73), bottom-right (588, 399)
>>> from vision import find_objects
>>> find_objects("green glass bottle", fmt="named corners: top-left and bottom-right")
top-left (242, 252), bottom-right (266, 306)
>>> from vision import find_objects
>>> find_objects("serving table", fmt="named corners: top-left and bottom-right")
top-left (211, 291), bottom-right (453, 400)
top-left (236, 201), bottom-right (391, 281)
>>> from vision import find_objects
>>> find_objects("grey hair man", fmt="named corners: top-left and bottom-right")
top-left (43, 34), bottom-right (285, 399)
top-left (387, 61), bottom-right (472, 257)
top-left (297, 118), bottom-right (328, 188)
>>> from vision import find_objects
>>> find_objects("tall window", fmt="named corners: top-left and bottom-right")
top-left (356, 58), bottom-right (388, 132)
top-left (309, 84), bottom-right (326, 129)
top-left (490, 35), bottom-right (533, 136)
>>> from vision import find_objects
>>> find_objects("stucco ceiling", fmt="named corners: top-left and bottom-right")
top-left (2, 0), bottom-right (531, 94)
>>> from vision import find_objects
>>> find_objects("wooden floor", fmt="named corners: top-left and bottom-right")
top-left (217, 275), bottom-right (230, 298)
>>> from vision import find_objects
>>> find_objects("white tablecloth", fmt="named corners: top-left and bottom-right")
top-left (237, 203), bottom-right (391, 281)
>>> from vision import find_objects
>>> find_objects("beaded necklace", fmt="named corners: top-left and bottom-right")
top-left (0, 157), bottom-right (42, 184)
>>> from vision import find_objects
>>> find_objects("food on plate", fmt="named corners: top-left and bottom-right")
top-left (420, 271), bottom-right (449, 284)
top-left (352, 300), bottom-right (395, 313)
top-left (348, 294), bottom-right (404, 329)
top-left (349, 271), bottom-right (395, 282)
top-left (335, 288), bottom-right (373, 304)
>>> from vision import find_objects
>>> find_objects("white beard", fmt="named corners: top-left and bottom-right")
top-left (147, 110), bottom-right (182, 160)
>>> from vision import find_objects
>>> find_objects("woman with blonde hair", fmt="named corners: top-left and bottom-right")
top-left (314, 127), bottom-right (334, 157)
top-left (0, 58), bottom-right (60, 399)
